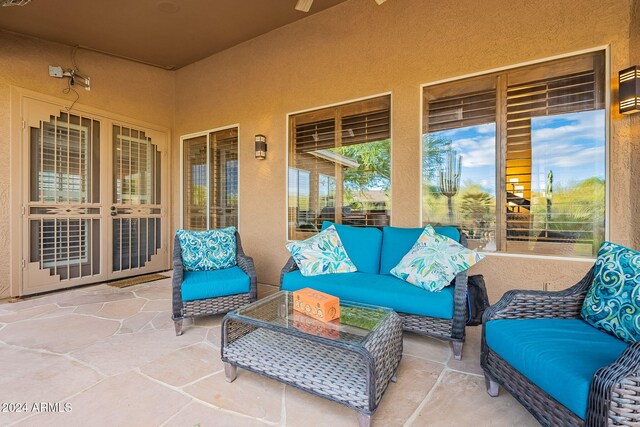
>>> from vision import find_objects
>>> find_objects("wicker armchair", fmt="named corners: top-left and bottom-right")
top-left (279, 232), bottom-right (469, 359)
top-left (481, 266), bottom-right (640, 426)
top-left (172, 231), bottom-right (257, 336)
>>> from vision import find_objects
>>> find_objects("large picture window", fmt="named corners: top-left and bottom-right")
top-left (422, 51), bottom-right (606, 258)
top-left (288, 95), bottom-right (391, 240)
top-left (182, 127), bottom-right (239, 230)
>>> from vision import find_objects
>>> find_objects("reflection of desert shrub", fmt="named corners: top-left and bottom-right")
top-left (530, 177), bottom-right (605, 250)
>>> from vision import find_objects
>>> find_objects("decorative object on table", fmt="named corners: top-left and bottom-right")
top-left (292, 311), bottom-right (341, 339)
top-left (293, 287), bottom-right (341, 322)
top-left (580, 241), bottom-right (640, 343)
top-left (222, 291), bottom-right (403, 427)
top-left (481, 250), bottom-right (640, 426)
top-left (281, 222), bottom-right (470, 359)
top-left (176, 227), bottom-right (237, 271)
top-left (172, 228), bottom-right (256, 336)
top-left (390, 225), bottom-right (484, 291)
top-left (286, 224), bottom-right (357, 276)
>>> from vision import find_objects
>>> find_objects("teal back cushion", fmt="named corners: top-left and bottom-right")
top-left (176, 227), bottom-right (237, 271)
top-left (321, 222), bottom-right (382, 274)
top-left (581, 242), bottom-right (640, 343)
top-left (380, 226), bottom-right (461, 275)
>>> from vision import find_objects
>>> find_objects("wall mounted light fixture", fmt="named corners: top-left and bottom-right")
top-left (619, 66), bottom-right (640, 114)
top-left (255, 134), bottom-right (267, 160)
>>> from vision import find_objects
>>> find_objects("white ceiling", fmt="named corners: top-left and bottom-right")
top-left (0, 0), bottom-right (348, 69)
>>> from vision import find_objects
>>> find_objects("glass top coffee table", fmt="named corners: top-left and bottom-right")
top-left (221, 291), bottom-right (403, 427)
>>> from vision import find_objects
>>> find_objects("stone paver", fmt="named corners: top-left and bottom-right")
top-left (0, 314), bottom-right (120, 353)
top-left (140, 343), bottom-right (223, 387)
top-left (183, 370), bottom-right (283, 423)
top-left (17, 371), bottom-right (190, 427)
top-left (413, 370), bottom-right (539, 426)
top-left (164, 402), bottom-right (270, 427)
top-left (0, 279), bottom-right (538, 426)
top-left (0, 347), bottom-right (103, 425)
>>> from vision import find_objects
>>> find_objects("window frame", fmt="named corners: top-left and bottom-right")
top-left (179, 124), bottom-right (241, 231)
top-left (285, 92), bottom-right (393, 242)
top-left (419, 46), bottom-right (610, 261)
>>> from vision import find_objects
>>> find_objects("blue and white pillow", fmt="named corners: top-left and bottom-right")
top-left (177, 227), bottom-right (237, 271)
top-left (581, 242), bottom-right (640, 343)
top-left (391, 225), bottom-right (484, 292)
top-left (286, 225), bottom-right (357, 277)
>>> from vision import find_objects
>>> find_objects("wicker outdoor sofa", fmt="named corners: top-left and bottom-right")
top-left (280, 223), bottom-right (469, 359)
top-left (172, 231), bottom-right (257, 336)
top-left (481, 266), bottom-right (640, 426)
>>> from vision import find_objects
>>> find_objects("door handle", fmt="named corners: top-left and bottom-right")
top-left (110, 211), bottom-right (117, 216)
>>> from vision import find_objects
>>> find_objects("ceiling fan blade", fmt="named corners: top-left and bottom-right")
top-left (295, 0), bottom-right (313, 12)
top-left (374, 0), bottom-right (387, 4)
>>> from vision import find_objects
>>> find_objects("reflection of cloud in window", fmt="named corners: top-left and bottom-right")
top-left (451, 137), bottom-right (496, 168)
top-left (531, 110), bottom-right (605, 188)
top-left (531, 111), bottom-right (604, 145)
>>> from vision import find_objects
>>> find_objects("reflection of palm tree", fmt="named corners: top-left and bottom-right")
top-left (439, 146), bottom-right (462, 223)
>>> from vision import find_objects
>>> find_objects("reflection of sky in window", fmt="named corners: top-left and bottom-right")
top-left (530, 110), bottom-right (605, 191)
top-left (424, 123), bottom-right (496, 195)
top-left (424, 109), bottom-right (605, 194)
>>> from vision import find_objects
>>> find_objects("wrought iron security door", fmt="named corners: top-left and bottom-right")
top-left (110, 124), bottom-right (165, 277)
top-left (22, 99), bottom-right (168, 295)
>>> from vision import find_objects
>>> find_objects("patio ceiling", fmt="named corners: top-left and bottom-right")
top-left (0, 0), bottom-right (348, 69)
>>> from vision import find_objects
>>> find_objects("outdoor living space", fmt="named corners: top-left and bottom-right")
top-left (1, 0), bottom-right (640, 426)
top-left (0, 277), bottom-right (538, 426)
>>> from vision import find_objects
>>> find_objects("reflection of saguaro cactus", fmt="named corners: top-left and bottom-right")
top-left (439, 146), bottom-right (462, 223)
top-left (545, 170), bottom-right (553, 238)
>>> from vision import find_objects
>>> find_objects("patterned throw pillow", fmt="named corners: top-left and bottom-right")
top-left (391, 225), bottom-right (484, 292)
top-left (176, 227), bottom-right (237, 271)
top-left (581, 242), bottom-right (640, 343)
top-left (286, 225), bottom-right (357, 277)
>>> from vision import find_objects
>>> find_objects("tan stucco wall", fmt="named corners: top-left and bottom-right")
top-left (631, 0), bottom-right (640, 250)
top-left (174, 0), bottom-right (637, 302)
top-left (0, 31), bottom-right (174, 297)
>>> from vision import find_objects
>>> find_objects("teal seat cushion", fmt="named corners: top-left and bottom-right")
top-left (181, 267), bottom-right (250, 302)
top-left (321, 222), bottom-right (382, 274)
top-left (486, 318), bottom-right (629, 419)
top-left (282, 270), bottom-right (455, 319)
top-left (380, 225), bottom-right (461, 275)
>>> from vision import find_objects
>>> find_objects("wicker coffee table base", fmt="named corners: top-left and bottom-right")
top-left (222, 312), bottom-right (403, 427)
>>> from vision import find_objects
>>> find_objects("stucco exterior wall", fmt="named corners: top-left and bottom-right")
top-left (175, 0), bottom-right (636, 302)
top-left (630, 0), bottom-right (640, 250)
top-left (0, 31), bottom-right (174, 298)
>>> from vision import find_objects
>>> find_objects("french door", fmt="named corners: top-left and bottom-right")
top-left (21, 98), bottom-right (168, 295)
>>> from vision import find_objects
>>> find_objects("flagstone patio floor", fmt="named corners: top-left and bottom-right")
top-left (0, 275), bottom-right (538, 426)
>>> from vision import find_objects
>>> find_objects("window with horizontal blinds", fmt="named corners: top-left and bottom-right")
top-left (423, 75), bottom-right (498, 251)
top-left (288, 95), bottom-right (391, 240)
top-left (422, 50), bottom-right (606, 258)
top-left (182, 127), bottom-right (239, 230)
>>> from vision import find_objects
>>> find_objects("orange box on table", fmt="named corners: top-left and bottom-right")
top-left (292, 288), bottom-right (340, 323)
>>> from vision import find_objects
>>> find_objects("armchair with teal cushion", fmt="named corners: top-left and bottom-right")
top-left (481, 265), bottom-right (640, 426)
top-left (172, 230), bottom-right (257, 336)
